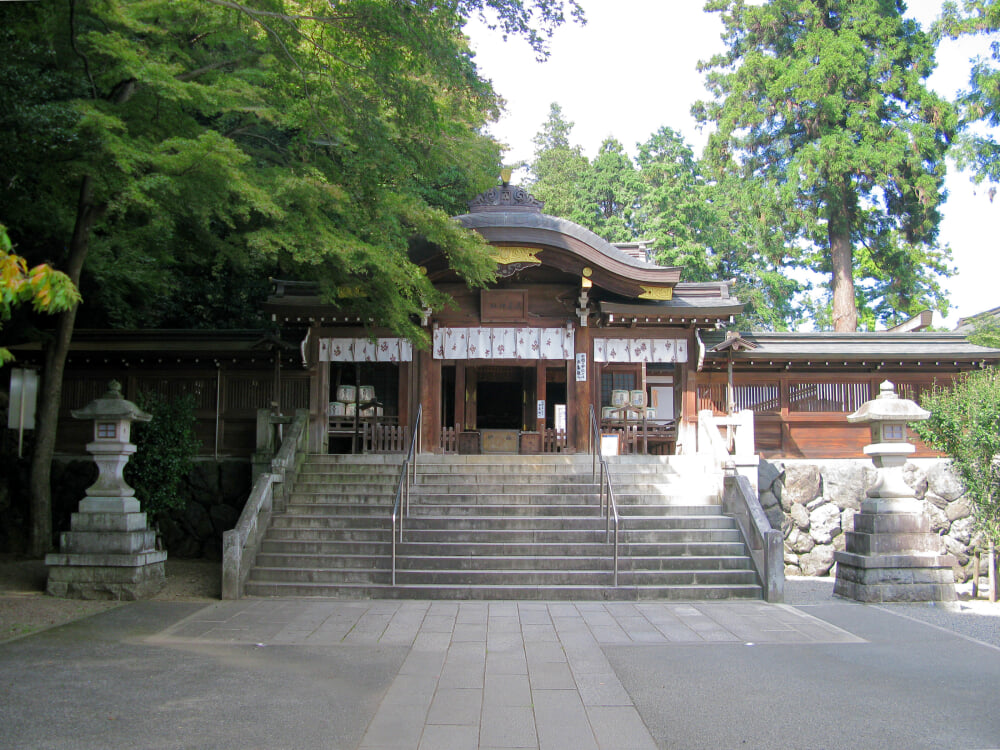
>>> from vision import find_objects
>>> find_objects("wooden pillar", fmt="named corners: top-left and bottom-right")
top-left (455, 362), bottom-right (466, 431)
top-left (418, 348), bottom-right (441, 453)
top-left (572, 326), bottom-right (592, 453)
top-left (680, 328), bottom-right (699, 452)
top-left (780, 374), bottom-right (791, 456)
top-left (308, 329), bottom-right (328, 454)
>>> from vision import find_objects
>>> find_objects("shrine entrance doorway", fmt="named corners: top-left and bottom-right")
top-left (441, 362), bottom-right (570, 454)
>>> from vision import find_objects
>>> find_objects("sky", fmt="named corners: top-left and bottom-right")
top-left (465, 0), bottom-right (998, 331)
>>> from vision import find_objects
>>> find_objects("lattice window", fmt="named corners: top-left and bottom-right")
top-left (134, 377), bottom-right (215, 410)
top-left (226, 376), bottom-right (271, 411)
top-left (789, 382), bottom-right (871, 412)
top-left (696, 384), bottom-right (727, 415)
top-left (734, 383), bottom-right (780, 413)
top-left (60, 378), bottom-right (108, 413)
top-left (280, 377), bottom-right (310, 410)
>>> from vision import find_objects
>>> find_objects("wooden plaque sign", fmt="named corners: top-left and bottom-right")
top-left (481, 290), bottom-right (527, 323)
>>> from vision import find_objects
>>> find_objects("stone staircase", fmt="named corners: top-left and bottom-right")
top-left (244, 453), bottom-right (763, 600)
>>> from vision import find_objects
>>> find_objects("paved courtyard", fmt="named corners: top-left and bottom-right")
top-left (1, 592), bottom-right (998, 749)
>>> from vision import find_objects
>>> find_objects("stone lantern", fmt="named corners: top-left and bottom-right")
top-left (46, 381), bottom-right (167, 599)
top-left (833, 381), bottom-right (956, 602)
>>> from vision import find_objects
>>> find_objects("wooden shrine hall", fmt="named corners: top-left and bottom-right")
top-left (265, 182), bottom-right (743, 457)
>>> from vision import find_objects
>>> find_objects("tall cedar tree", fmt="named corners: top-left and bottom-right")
top-left (694, 0), bottom-right (957, 332)
top-left (938, 0), bottom-right (1000, 185)
top-left (635, 127), bottom-right (801, 329)
top-left (0, 0), bottom-right (581, 555)
top-left (528, 103), bottom-right (592, 223)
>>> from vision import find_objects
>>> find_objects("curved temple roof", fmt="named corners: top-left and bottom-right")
top-left (443, 183), bottom-right (686, 300)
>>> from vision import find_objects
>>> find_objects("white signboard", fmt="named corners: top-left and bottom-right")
top-left (554, 404), bottom-right (567, 432)
top-left (536, 399), bottom-right (546, 419)
top-left (8, 368), bottom-right (38, 430)
top-left (575, 353), bottom-right (587, 382)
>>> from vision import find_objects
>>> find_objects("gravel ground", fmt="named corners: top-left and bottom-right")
top-left (786, 575), bottom-right (1000, 650)
top-left (2, 558), bottom-right (997, 648)
top-left (0, 555), bottom-right (221, 643)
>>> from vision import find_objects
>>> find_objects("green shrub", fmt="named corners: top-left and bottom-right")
top-left (125, 392), bottom-right (200, 520)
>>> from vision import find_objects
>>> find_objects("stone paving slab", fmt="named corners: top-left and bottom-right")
top-left (152, 600), bottom-right (861, 749)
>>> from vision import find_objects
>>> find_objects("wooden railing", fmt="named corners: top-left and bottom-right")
top-left (440, 424), bottom-right (459, 454)
top-left (543, 429), bottom-right (568, 453)
top-left (598, 418), bottom-right (676, 455)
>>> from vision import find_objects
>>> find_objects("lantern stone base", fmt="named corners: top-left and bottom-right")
top-left (833, 511), bottom-right (956, 603)
top-left (46, 508), bottom-right (166, 601)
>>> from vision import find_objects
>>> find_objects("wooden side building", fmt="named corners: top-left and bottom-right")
top-left (15, 183), bottom-right (1000, 461)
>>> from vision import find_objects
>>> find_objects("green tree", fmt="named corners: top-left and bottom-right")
top-left (694, 0), bottom-right (957, 332)
top-left (528, 103), bottom-right (592, 222)
top-left (579, 137), bottom-right (642, 242)
top-left (938, 0), bottom-right (1000, 185)
top-left (0, 0), bottom-right (579, 556)
top-left (635, 128), bottom-right (801, 329)
top-left (913, 368), bottom-right (1000, 601)
top-left (1, 225), bottom-right (79, 366)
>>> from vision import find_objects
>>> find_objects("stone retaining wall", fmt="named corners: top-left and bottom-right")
top-left (759, 459), bottom-right (979, 581)
top-left (0, 455), bottom-right (250, 559)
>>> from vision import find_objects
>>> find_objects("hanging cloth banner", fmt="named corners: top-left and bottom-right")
top-left (593, 337), bottom-right (688, 363)
top-left (433, 327), bottom-right (574, 360)
top-left (318, 337), bottom-right (413, 363)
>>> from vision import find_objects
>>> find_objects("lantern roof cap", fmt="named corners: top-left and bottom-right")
top-left (71, 380), bottom-right (152, 423)
top-left (847, 380), bottom-right (930, 424)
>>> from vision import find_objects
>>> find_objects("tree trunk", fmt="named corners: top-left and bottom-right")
top-left (829, 195), bottom-right (857, 332)
top-left (28, 176), bottom-right (98, 557)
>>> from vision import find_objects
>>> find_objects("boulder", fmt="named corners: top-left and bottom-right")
top-left (765, 505), bottom-right (785, 531)
top-left (784, 564), bottom-right (803, 577)
top-left (209, 504), bottom-right (239, 535)
top-left (820, 462), bottom-right (868, 511)
top-left (902, 462), bottom-right (928, 500)
top-left (841, 508), bottom-right (856, 534)
top-left (921, 499), bottom-right (950, 535)
top-left (943, 535), bottom-right (970, 566)
top-left (220, 460), bottom-right (252, 506)
top-left (809, 503), bottom-right (842, 545)
top-left (759, 460), bottom-right (784, 493)
top-left (759, 489), bottom-right (780, 509)
top-left (786, 527), bottom-right (815, 554)
top-left (790, 502), bottom-right (810, 531)
top-left (182, 501), bottom-right (215, 540)
top-left (784, 464), bottom-right (821, 506)
top-left (946, 496), bottom-right (973, 523)
top-left (926, 462), bottom-right (965, 502)
top-left (949, 516), bottom-right (975, 547)
top-left (924, 492), bottom-right (950, 511)
top-left (799, 544), bottom-right (836, 576)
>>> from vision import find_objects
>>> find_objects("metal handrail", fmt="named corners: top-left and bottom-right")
top-left (391, 405), bottom-right (422, 586)
top-left (589, 405), bottom-right (620, 587)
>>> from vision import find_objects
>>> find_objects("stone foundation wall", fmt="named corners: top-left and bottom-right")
top-left (0, 456), bottom-right (250, 559)
top-left (759, 459), bottom-right (979, 581)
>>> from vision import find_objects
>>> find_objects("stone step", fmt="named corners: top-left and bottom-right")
top-left (244, 453), bottom-right (758, 602)
top-left (409, 482), bottom-right (602, 494)
top-left (395, 528), bottom-right (743, 544)
top-left (242, 581), bottom-right (763, 601)
top-left (261, 535), bottom-right (747, 558)
top-left (249, 566), bottom-right (759, 587)
top-left (254, 551), bottom-right (753, 573)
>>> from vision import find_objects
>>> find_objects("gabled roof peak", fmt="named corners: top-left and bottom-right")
top-left (467, 184), bottom-right (544, 213)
